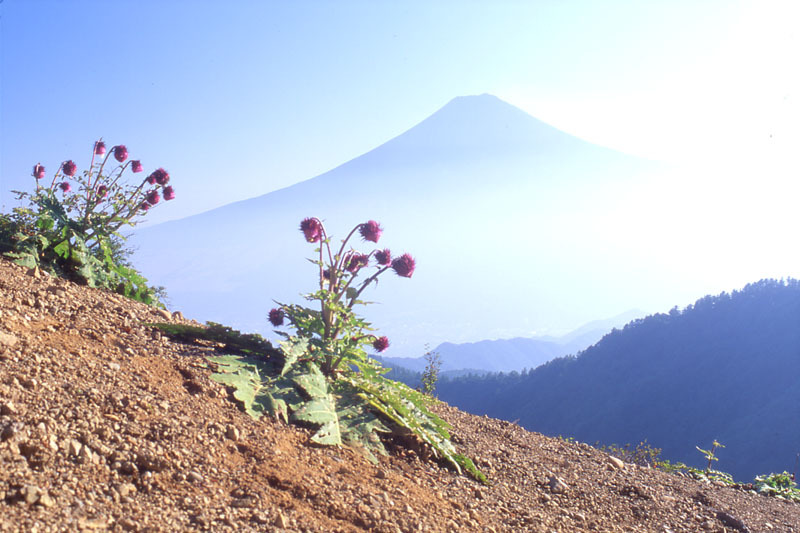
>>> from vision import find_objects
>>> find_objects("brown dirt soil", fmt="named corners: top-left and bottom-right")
top-left (1, 257), bottom-right (799, 532)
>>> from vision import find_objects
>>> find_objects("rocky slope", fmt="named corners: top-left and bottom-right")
top-left (0, 257), bottom-right (798, 532)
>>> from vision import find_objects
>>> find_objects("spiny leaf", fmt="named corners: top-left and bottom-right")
top-left (292, 363), bottom-right (328, 399)
top-left (279, 336), bottom-right (308, 376)
top-left (208, 354), bottom-right (270, 419)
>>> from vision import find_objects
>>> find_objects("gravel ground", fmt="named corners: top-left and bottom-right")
top-left (1, 257), bottom-right (798, 532)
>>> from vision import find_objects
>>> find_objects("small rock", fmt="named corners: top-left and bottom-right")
top-left (0, 332), bottom-right (18, 348)
top-left (716, 511), bottom-right (750, 532)
top-left (66, 438), bottom-right (83, 457)
top-left (20, 485), bottom-right (42, 505)
top-left (157, 309), bottom-right (172, 321)
top-left (0, 402), bottom-right (17, 416)
top-left (608, 455), bottom-right (625, 470)
top-left (119, 461), bottom-right (138, 475)
top-left (251, 512), bottom-right (270, 524)
top-left (116, 483), bottom-right (137, 498)
top-left (225, 425), bottom-right (240, 441)
top-left (548, 475), bottom-right (569, 494)
top-left (274, 511), bottom-right (288, 528)
top-left (37, 492), bottom-right (54, 507)
top-left (187, 471), bottom-right (204, 484)
top-left (231, 497), bottom-right (257, 508)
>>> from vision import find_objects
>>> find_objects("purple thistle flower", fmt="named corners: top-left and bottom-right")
top-left (94, 141), bottom-right (106, 155)
top-left (113, 145), bottom-right (128, 163)
top-left (62, 160), bottom-right (77, 177)
top-left (140, 201), bottom-right (150, 212)
top-left (146, 190), bottom-right (160, 205)
top-left (32, 163), bottom-right (45, 180)
top-left (359, 220), bottom-right (383, 243)
top-left (391, 253), bottom-right (415, 278)
top-left (155, 168), bottom-right (169, 185)
top-left (300, 217), bottom-right (323, 243)
top-left (163, 186), bottom-right (175, 201)
top-left (131, 160), bottom-right (143, 173)
top-left (375, 249), bottom-right (391, 266)
top-left (268, 308), bottom-right (284, 327)
top-left (372, 336), bottom-right (390, 353)
top-left (346, 253), bottom-right (369, 273)
top-left (147, 168), bottom-right (168, 185)
top-left (59, 181), bottom-right (71, 193)
top-left (96, 185), bottom-right (108, 199)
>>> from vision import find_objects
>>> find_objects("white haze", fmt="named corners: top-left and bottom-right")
top-left (129, 95), bottom-right (800, 356)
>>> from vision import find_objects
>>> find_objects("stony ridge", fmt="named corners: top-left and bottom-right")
top-left (1, 257), bottom-right (798, 532)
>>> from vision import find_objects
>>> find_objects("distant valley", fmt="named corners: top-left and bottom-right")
top-left (380, 309), bottom-right (644, 374)
top-left (420, 280), bottom-right (800, 481)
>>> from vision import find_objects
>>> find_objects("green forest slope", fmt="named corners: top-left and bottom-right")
top-left (429, 279), bottom-right (800, 481)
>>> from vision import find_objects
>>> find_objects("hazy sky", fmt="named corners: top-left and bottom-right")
top-left (3, 1), bottom-right (797, 227)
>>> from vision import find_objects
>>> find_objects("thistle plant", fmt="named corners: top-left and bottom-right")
top-left (0, 139), bottom-right (174, 305)
top-left (205, 218), bottom-right (486, 482)
top-left (269, 217), bottom-right (416, 377)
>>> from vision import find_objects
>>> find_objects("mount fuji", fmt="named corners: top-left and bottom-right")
top-left (129, 94), bottom-right (665, 355)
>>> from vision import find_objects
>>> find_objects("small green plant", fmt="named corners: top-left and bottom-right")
top-left (754, 472), bottom-right (800, 502)
top-left (206, 218), bottom-right (485, 483)
top-left (697, 439), bottom-right (725, 472)
top-left (420, 344), bottom-right (442, 396)
top-left (0, 140), bottom-right (174, 305)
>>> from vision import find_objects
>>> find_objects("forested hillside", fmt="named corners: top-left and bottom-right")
top-left (434, 279), bottom-right (800, 481)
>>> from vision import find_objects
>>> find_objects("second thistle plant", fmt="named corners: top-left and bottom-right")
top-left (0, 139), bottom-right (175, 305)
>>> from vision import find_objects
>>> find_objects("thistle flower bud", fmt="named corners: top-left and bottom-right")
top-left (300, 217), bottom-right (323, 243)
top-left (155, 169), bottom-right (169, 185)
top-left (59, 181), bottom-right (72, 193)
top-left (131, 160), bottom-right (143, 173)
top-left (32, 163), bottom-right (45, 180)
top-left (268, 308), bottom-right (284, 327)
top-left (94, 140), bottom-right (106, 155)
top-left (346, 253), bottom-right (369, 273)
top-left (146, 190), bottom-right (160, 205)
top-left (113, 145), bottom-right (128, 163)
top-left (359, 220), bottom-right (382, 243)
top-left (62, 160), bottom-right (77, 177)
top-left (96, 185), bottom-right (108, 199)
top-left (391, 253), bottom-right (416, 278)
top-left (372, 336), bottom-right (390, 352)
top-left (375, 249), bottom-right (391, 266)
top-left (147, 168), bottom-right (169, 185)
top-left (163, 186), bottom-right (175, 201)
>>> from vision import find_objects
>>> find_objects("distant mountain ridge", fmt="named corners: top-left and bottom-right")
top-left (381, 309), bottom-right (644, 374)
top-left (129, 94), bottom-right (663, 354)
top-left (433, 279), bottom-right (800, 481)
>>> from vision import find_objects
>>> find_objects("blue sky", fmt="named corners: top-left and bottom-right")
top-left (2, 0), bottom-right (798, 227)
